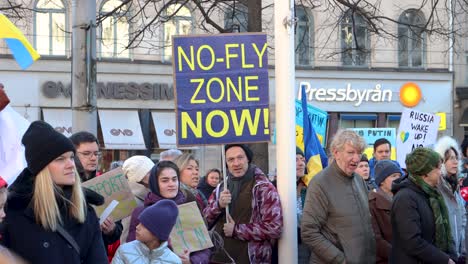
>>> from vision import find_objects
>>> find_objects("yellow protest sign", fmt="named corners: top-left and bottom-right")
top-left (169, 201), bottom-right (213, 255)
top-left (435, 112), bottom-right (446, 130)
top-left (82, 167), bottom-right (137, 221)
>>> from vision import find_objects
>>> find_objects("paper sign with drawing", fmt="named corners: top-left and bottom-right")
top-left (397, 108), bottom-right (440, 168)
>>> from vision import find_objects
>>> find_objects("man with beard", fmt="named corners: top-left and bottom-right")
top-left (203, 144), bottom-right (283, 263)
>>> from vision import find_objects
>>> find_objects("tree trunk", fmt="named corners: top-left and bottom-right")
top-left (244, 0), bottom-right (269, 174)
top-left (247, 0), bottom-right (262, 32)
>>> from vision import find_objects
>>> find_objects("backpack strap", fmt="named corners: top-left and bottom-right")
top-left (56, 225), bottom-right (81, 257)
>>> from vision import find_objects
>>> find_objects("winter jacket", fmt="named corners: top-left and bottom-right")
top-left (301, 161), bottom-right (376, 264)
top-left (433, 136), bottom-right (466, 260)
top-left (390, 177), bottom-right (451, 264)
top-left (112, 241), bottom-right (181, 264)
top-left (438, 176), bottom-right (466, 259)
top-left (2, 168), bottom-right (108, 264)
top-left (203, 167), bottom-right (283, 263)
top-left (369, 189), bottom-right (392, 264)
top-left (127, 191), bottom-right (211, 264)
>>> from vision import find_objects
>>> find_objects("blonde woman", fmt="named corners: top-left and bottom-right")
top-left (173, 153), bottom-right (206, 209)
top-left (2, 121), bottom-right (108, 264)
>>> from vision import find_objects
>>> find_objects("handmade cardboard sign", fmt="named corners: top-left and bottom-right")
top-left (169, 201), bottom-right (213, 255)
top-left (82, 168), bottom-right (137, 221)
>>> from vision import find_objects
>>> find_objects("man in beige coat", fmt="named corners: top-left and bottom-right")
top-left (301, 130), bottom-right (376, 264)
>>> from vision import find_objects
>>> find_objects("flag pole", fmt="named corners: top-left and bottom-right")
top-left (275, 0), bottom-right (298, 263)
top-left (221, 145), bottom-right (230, 221)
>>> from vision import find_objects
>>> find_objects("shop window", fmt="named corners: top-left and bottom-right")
top-left (99, 0), bottom-right (130, 59)
top-left (387, 114), bottom-right (401, 129)
top-left (398, 9), bottom-right (426, 68)
top-left (340, 114), bottom-right (376, 128)
top-left (295, 6), bottom-right (314, 66)
top-left (224, 4), bottom-right (248, 32)
top-left (341, 10), bottom-right (369, 67)
top-left (163, 3), bottom-right (193, 62)
top-left (34, 0), bottom-right (69, 56)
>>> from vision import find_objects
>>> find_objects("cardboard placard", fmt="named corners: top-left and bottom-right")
top-left (169, 202), bottom-right (213, 255)
top-left (82, 168), bottom-right (137, 221)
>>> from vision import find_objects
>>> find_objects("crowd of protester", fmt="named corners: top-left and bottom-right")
top-left (4, 119), bottom-right (468, 263)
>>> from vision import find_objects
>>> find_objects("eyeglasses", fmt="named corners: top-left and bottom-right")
top-left (77, 151), bottom-right (102, 159)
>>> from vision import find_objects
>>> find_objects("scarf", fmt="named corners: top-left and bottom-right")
top-left (226, 164), bottom-right (255, 210)
top-left (409, 174), bottom-right (453, 252)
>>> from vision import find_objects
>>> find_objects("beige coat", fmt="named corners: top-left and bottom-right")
top-left (301, 162), bottom-right (376, 264)
top-left (120, 182), bottom-right (149, 243)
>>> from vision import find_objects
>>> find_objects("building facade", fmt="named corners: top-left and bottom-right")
top-left (1, 0), bottom-right (459, 173)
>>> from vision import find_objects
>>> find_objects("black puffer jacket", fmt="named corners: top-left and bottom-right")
top-left (2, 168), bottom-right (108, 264)
top-left (390, 177), bottom-right (453, 264)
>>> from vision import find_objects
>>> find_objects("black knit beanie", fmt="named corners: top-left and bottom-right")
top-left (22, 121), bottom-right (76, 176)
top-left (225, 144), bottom-right (254, 163)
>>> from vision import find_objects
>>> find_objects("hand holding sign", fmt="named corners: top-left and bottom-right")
top-left (218, 189), bottom-right (231, 209)
top-left (223, 214), bottom-right (235, 237)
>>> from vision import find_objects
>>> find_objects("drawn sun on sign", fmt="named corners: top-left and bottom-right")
top-left (399, 82), bottom-right (422, 107)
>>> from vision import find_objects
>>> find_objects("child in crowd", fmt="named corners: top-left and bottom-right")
top-left (355, 154), bottom-right (376, 191)
top-left (112, 200), bottom-right (182, 264)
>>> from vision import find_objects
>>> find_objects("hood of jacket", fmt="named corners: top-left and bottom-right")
top-left (197, 176), bottom-right (216, 193)
top-left (8, 168), bottom-right (34, 210)
top-left (391, 176), bottom-right (425, 197)
top-left (433, 136), bottom-right (463, 177)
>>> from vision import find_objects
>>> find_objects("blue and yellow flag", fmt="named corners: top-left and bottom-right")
top-left (0, 13), bottom-right (40, 69)
top-left (301, 87), bottom-right (328, 185)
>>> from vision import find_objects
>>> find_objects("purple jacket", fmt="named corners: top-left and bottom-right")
top-left (127, 191), bottom-right (212, 264)
top-left (203, 167), bottom-right (283, 263)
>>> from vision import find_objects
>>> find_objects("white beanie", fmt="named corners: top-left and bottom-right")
top-left (123, 156), bottom-right (154, 183)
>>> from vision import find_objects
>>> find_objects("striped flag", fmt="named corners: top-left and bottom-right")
top-left (0, 13), bottom-right (40, 69)
top-left (301, 86), bottom-right (328, 185)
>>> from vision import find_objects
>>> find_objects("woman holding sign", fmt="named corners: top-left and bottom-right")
top-left (127, 161), bottom-right (211, 263)
top-left (2, 121), bottom-right (108, 264)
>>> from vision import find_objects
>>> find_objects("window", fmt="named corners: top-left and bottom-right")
top-left (34, 0), bottom-right (68, 56)
top-left (341, 10), bottom-right (369, 66)
top-left (398, 9), bottom-right (426, 68)
top-left (387, 114), bottom-right (401, 129)
top-left (295, 6), bottom-right (314, 66)
top-left (99, 0), bottom-right (130, 59)
top-left (163, 4), bottom-right (193, 62)
top-left (340, 114), bottom-right (376, 128)
top-left (224, 4), bottom-right (248, 32)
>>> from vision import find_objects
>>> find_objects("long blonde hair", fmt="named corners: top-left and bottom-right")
top-left (32, 168), bottom-right (86, 231)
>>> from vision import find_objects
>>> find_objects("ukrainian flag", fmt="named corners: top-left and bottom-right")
top-left (0, 13), bottom-right (40, 69)
top-left (301, 86), bottom-right (328, 185)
